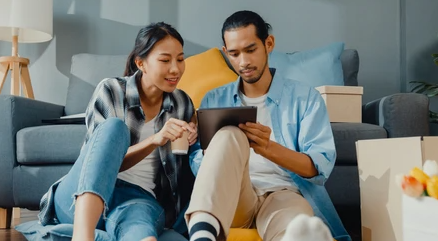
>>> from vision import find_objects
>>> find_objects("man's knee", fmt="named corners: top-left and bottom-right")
top-left (213, 126), bottom-right (249, 147)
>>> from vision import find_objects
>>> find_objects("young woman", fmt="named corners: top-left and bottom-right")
top-left (37, 22), bottom-right (197, 241)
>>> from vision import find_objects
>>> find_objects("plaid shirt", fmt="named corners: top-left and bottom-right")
top-left (38, 71), bottom-right (195, 227)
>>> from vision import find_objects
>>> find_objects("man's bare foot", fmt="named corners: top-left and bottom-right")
top-left (281, 214), bottom-right (333, 241)
top-left (141, 237), bottom-right (157, 241)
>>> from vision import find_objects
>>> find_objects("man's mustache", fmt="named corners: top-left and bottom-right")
top-left (239, 67), bottom-right (256, 74)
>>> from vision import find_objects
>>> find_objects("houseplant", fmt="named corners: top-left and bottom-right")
top-left (410, 53), bottom-right (438, 123)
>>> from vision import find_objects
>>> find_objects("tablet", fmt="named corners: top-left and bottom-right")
top-left (197, 106), bottom-right (257, 149)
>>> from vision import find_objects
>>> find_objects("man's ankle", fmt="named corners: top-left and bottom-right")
top-left (188, 212), bottom-right (221, 241)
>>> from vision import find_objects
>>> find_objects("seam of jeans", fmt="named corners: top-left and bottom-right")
top-left (72, 124), bottom-right (109, 218)
top-left (155, 209), bottom-right (165, 227)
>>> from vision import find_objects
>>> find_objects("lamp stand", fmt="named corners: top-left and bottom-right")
top-left (0, 35), bottom-right (34, 99)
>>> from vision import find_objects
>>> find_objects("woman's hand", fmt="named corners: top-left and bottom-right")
top-left (152, 118), bottom-right (196, 146)
top-left (187, 122), bottom-right (198, 146)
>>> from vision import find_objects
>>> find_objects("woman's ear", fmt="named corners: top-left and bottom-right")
top-left (134, 57), bottom-right (146, 73)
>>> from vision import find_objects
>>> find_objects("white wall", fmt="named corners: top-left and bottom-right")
top-left (0, 0), bottom-right (436, 106)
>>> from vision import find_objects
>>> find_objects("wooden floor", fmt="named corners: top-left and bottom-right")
top-left (0, 209), bottom-right (38, 241)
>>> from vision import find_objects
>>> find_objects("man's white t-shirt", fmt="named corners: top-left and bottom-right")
top-left (117, 115), bottom-right (160, 197)
top-left (239, 92), bottom-right (299, 195)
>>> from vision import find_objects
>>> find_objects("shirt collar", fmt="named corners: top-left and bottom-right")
top-left (232, 68), bottom-right (285, 106)
top-left (126, 70), bottom-right (174, 112)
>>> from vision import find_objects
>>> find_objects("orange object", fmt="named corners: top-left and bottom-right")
top-left (410, 167), bottom-right (430, 187)
top-left (401, 175), bottom-right (424, 197)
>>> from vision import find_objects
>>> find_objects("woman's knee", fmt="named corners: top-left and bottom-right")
top-left (99, 118), bottom-right (130, 141)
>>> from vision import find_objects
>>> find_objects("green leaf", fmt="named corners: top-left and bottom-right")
top-left (410, 81), bottom-right (431, 84)
top-left (415, 85), bottom-right (438, 94)
top-left (426, 89), bottom-right (438, 97)
top-left (411, 84), bottom-right (425, 93)
top-left (430, 111), bottom-right (438, 118)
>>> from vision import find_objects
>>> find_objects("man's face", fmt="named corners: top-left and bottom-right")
top-left (222, 25), bottom-right (273, 84)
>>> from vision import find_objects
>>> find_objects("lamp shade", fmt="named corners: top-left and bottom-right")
top-left (0, 0), bottom-right (53, 43)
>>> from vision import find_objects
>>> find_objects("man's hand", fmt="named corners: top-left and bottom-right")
top-left (238, 122), bottom-right (271, 157)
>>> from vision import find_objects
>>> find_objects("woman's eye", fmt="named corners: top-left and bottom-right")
top-left (160, 60), bottom-right (170, 63)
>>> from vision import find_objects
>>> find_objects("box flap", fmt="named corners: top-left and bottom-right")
top-left (316, 85), bottom-right (363, 95)
top-left (421, 136), bottom-right (438, 162)
top-left (356, 136), bottom-right (424, 241)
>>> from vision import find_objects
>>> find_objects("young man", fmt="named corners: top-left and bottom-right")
top-left (185, 10), bottom-right (351, 241)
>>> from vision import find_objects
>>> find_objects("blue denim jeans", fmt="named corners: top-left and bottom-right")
top-left (53, 118), bottom-right (165, 240)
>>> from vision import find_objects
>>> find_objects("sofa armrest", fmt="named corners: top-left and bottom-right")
top-left (362, 93), bottom-right (430, 138)
top-left (0, 95), bottom-right (64, 207)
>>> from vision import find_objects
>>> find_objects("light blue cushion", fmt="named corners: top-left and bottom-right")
top-left (268, 42), bottom-right (345, 87)
top-left (16, 220), bottom-right (188, 241)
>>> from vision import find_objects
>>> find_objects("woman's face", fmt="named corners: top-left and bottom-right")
top-left (139, 36), bottom-right (185, 93)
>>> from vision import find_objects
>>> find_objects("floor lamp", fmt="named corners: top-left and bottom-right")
top-left (0, 0), bottom-right (53, 99)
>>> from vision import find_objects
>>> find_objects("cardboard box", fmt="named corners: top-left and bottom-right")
top-left (316, 85), bottom-right (363, 123)
top-left (403, 195), bottom-right (438, 241)
top-left (356, 136), bottom-right (438, 241)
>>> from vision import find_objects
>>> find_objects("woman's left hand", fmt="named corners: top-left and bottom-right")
top-left (187, 122), bottom-right (198, 146)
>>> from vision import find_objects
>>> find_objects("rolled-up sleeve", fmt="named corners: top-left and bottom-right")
top-left (297, 90), bottom-right (336, 185)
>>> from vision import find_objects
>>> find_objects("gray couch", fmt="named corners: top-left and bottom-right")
top-left (0, 50), bottom-right (430, 240)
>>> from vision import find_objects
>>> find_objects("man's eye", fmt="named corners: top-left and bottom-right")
top-left (230, 53), bottom-right (238, 57)
top-left (247, 49), bottom-right (255, 53)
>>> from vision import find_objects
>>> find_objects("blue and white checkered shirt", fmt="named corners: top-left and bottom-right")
top-left (38, 71), bottom-right (195, 227)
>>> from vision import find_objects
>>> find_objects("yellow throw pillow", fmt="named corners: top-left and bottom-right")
top-left (227, 228), bottom-right (262, 241)
top-left (178, 47), bottom-right (238, 109)
top-left (226, 228), bottom-right (338, 241)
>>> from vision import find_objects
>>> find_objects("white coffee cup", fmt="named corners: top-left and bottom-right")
top-left (171, 131), bottom-right (190, 155)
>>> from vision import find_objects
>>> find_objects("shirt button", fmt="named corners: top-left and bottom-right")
top-left (173, 192), bottom-right (176, 196)
top-left (163, 162), bottom-right (166, 165)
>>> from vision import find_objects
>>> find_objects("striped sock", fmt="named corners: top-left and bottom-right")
top-left (188, 212), bottom-right (220, 241)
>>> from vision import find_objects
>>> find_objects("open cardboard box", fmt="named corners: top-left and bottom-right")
top-left (356, 136), bottom-right (438, 241)
top-left (403, 195), bottom-right (438, 241)
top-left (316, 85), bottom-right (363, 123)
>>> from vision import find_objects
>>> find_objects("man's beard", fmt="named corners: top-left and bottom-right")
top-left (239, 57), bottom-right (268, 84)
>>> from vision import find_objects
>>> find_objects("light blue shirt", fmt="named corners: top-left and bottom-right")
top-left (188, 68), bottom-right (351, 241)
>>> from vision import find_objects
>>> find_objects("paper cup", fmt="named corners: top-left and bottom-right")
top-left (171, 131), bottom-right (190, 155)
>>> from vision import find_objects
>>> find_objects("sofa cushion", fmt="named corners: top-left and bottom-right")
top-left (340, 49), bottom-right (359, 86)
top-left (331, 123), bottom-right (387, 165)
top-left (16, 125), bottom-right (86, 165)
top-left (221, 48), bottom-right (359, 87)
top-left (65, 54), bottom-right (128, 116)
top-left (268, 42), bottom-right (345, 87)
top-left (178, 47), bottom-right (238, 109)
